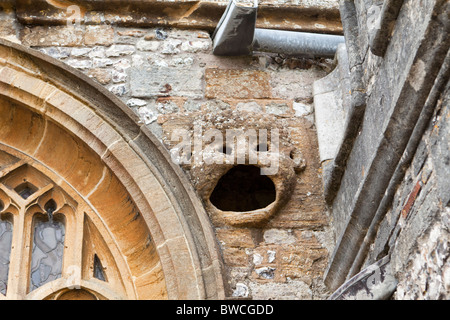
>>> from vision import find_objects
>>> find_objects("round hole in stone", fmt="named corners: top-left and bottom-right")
top-left (209, 165), bottom-right (276, 212)
top-left (289, 149), bottom-right (295, 159)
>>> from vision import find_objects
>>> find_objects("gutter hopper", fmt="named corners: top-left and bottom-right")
top-left (212, 0), bottom-right (258, 56)
top-left (212, 0), bottom-right (345, 58)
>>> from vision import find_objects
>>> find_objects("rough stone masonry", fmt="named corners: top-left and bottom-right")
top-left (0, 1), bottom-right (338, 299)
top-left (2, 0), bottom-right (447, 300)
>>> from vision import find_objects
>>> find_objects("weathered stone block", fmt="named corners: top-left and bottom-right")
top-left (84, 25), bottom-right (114, 46)
top-left (105, 44), bottom-right (136, 57)
top-left (92, 57), bottom-right (114, 68)
top-left (216, 228), bottom-right (256, 249)
top-left (263, 229), bottom-right (296, 245)
top-left (156, 99), bottom-right (180, 114)
top-left (181, 40), bottom-right (211, 53)
top-left (280, 245), bottom-right (328, 282)
top-left (70, 47), bottom-right (92, 57)
top-left (117, 29), bottom-right (146, 38)
top-left (161, 39), bottom-right (182, 55)
top-left (136, 39), bottom-right (160, 51)
top-left (87, 68), bottom-right (112, 85)
top-left (430, 90), bottom-right (450, 206)
top-left (183, 99), bottom-right (202, 112)
top-left (130, 66), bottom-right (203, 98)
top-left (39, 47), bottom-right (72, 59)
top-left (248, 280), bottom-right (312, 300)
top-left (88, 46), bottom-right (106, 58)
top-left (235, 101), bottom-right (263, 113)
top-left (252, 245), bottom-right (278, 266)
top-left (111, 70), bottom-right (127, 83)
top-left (293, 102), bottom-right (313, 117)
top-left (205, 68), bottom-right (271, 99)
top-left (115, 29), bottom-right (147, 44)
top-left (265, 102), bottom-right (291, 115)
top-left (65, 59), bottom-right (92, 70)
top-left (201, 99), bottom-right (230, 113)
top-left (0, 10), bottom-right (17, 38)
top-left (20, 26), bottom-right (83, 47)
top-left (126, 98), bottom-right (147, 108)
top-left (254, 266), bottom-right (276, 280)
top-left (113, 59), bottom-right (132, 73)
top-left (223, 248), bottom-right (249, 266)
top-left (270, 68), bottom-right (325, 101)
top-left (109, 84), bottom-right (128, 97)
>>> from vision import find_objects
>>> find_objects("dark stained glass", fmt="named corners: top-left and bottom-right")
top-left (0, 218), bottom-right (12, 295)
top-left (93, 254), bottom-right (106, 282)
top-left (29, 215), bottom-right (65, 292)
top-left (14, 183), bottom-right (37, 200)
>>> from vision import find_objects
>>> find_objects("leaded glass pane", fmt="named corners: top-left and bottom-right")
top-left (0, 218), bottom-right (12, 296)
top-left (30, 215), bottom-right (65, 292)
top-left (14, 183), bottom-right (37, 200)
top-left (93, 254), bottom-right (106, 281)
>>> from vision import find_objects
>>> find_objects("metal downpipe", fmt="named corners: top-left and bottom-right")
top-left (253, 28), bottom-right (345, 58)
top-left (212, 0), bottom-right (345, 58)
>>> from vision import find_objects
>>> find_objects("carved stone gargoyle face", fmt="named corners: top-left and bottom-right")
top-left (162, 109), bottom-right (306, 228)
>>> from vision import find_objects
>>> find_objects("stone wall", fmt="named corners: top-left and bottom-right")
top-left (7, 0), bottom-right (447, 300)
top-left (367, 83), bottom-right (450, 300)
top-left (320, 0), bottom-right (450, 299)
top-left (0, 2), bottom-right (336, 299)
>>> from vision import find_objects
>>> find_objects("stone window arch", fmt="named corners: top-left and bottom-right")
top-left (0, 161), bottom-right (130, 300)
top-left (0, 39), bottom-right (225, 300)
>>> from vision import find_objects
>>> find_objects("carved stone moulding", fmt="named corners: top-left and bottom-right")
top-left (0, 38), bottom-right (225, 300)
top-left (183, 111), bottom-right (307, 228)
top-left (13, 0), bottom-right (343, 35)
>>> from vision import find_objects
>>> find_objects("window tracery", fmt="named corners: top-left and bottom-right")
top-left (0, 150), bottom-right (127, 300)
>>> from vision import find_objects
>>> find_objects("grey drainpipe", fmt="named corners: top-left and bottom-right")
top-left (212, 0), bottom-right (345, 58)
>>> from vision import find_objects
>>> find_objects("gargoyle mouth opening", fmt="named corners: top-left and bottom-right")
top-left (209, 165), bottom-right (276, 212)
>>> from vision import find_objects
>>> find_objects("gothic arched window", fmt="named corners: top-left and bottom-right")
top-left (0, 152), bottom-right (129, 300)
